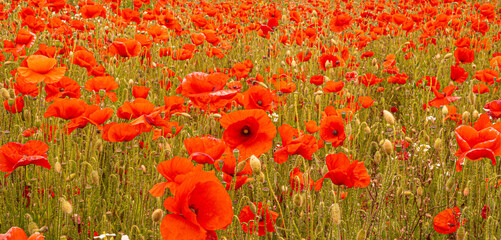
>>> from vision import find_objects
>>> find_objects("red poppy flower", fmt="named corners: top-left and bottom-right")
top-left (101, 123), bottom-right (141, 142)
top-left (0, 227), bottom-right (44, 240)
top-left (44, 76), bottom-right (81, 102)
top-left (454, 47), bottom-right (474, 64)
top-left (323, 81), bottom-right (345, 93)
top-left (72, 49), bottom-right (96, 71)
top-left (17, 55), bottom-right (66, 84)
top-left (433, 207), bottom-right (461, 234)
top-left (274, 124), bottom-right (319, 164)
top-left (183, 136), bottom-right (226, 164)
top-left (319, 115), bottom-right (346, 147)
top-left (309, 75), bottom-right (324, 85)
top-left (318, 54), bottom-right (345, 71)
top-left (474, 69), bottom-right (499, 85)
top-left (3, 96), bottom-right (24, 114)
top-left (79, 4), bottom-right (106, 19)
top-left (241, 85), bottom-right (277, 112)
top-left (220, 109), bottom-right (277, 159)
top-left (428, 85), bottom-right (461, 108)
top-left (329, 13), bottom-right (353, 32)
top-left (359, 73), bottom-right (383, 87)
top-left (290, 167), bottom-right (314, 192)
top-left (0, 140), bottom-right (50, 177)
top-left (454, 114), bottom-right (501, 172)
top-left (484, 100), bottom-right (501, 119)
top-left (239, 202), bottom-right (279, 236)
top-left (314, 152), bottom-right (370, 190)
top-left (108, 38), bottom-right (141, 58)
top-left (450, 65), bottom-right (469, 84)
top-left (132, 85), bottom-right (150, 99)
top-left (14, 77), bottom-right (39, 98)
top-left (84, 76), bottom-right (119, 103)
top-left (149, 157), bottom-right (203, 197)
top-left (177, 72), bottom-right (238, 112)
top-left (161, 170), bottom-right (233, 239)
top-left (305, 120), bottom-right (320, 133)
top-left (44, 98), bottom-right (87, 120)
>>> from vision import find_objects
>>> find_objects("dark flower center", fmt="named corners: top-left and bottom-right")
top-left (332, 130), bottom-right (338, 136)
top-left (241, 126), bottom-right (251, 136)
top-left (189, 205), bottom-right (198, 214)
top-left (59, 88), bottom-right (65, 92)
top-left (257, 100), bottom-right (263, 106)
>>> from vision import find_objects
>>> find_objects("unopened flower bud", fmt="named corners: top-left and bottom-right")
top-left (54, 161), bottom-right (62, 174)
top-left (331, 203), bottom-right (341, 225)
top-left (293, 193), bottom-right (303, 207)
top-left (383, 110), bottom-right (396, 125)
top-left (374, 151), bottom-right (381, 164)
top-left (151, 209), bottom-right (164, 223)
top-left (0, 88), bottom-right (10, 100)
top-left (249, 155), bottom-right (261, 174)
top-left (417, 186), bottom-right (424, 197)
top-left (90, 170), bottom-right (99, 185)
top-left (441, 106), bottom-right (448, 115)
top-left (472, 110), bottom-right (479, 120)
top-left (356, 229), bottom-right (366, 240)
top-left (382, 139), bottom-right (393, 154)
top-left (61, 199), bottom-right (73, 215)
top-left (434, 138), bottom-right (442, 151)
top-left (456, 226), bottom-right (466, 240)
top-left (28, 222), bottom-right (39, 235)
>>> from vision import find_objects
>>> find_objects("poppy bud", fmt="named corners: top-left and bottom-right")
top-left (128, 79), bottom-right (135, 86)
top-left (434, 138), bottom-right (442, 151)
top-left (96, 139), bottom-right (103, 152)
top-left (28, 222), bottom-right (39, 235)
top-left (456, 226), bottom-right (466, 240)
top-left (291, 60), bottom-right (297, 67)
top-left (293, 193), bottom-right (303, 207)
top-left (405, 137), bottom-right (412, 143)
top-left (472, 110), bottom-right (479, 120)
top-left (7, 99), bottom-right (14, 106)
top-left (236, 160), bottom-right (247, 174)
top-left (463, 187), bottom-right (469, 197)
top-left (383, 110), bottom-right (396, 125)
top-left (315, 95), bottom-right (322, 105)
top-left (462, 111), bottom-right (470, 122)
top-left (331, 203), bottom-right (341, 225)
top-left (382, 139), bottom-right (393, 154)
top-left (249, 203), bottom-right (258, 215)
top-left (396, 187), bottom-right (402, 197)
top-left (416, 186), bottom-right (423, 197)
top-left (259, 172), bottom-right (265, 182)
top-left (356, 229), bottom-right (366, 240)
top-left (151, 209), bottom-right (164, 223)
top-left (472, 63), bottom-right (476, 70)
top-left (66, 173), bottom-right (77, 182)
top-left (61, 199), bottom-right (73, 215)
top-left (54, 161), bottom-right (62, 174)
top-left (210, 113), bottom-right (222, 118)
top-left (249, 155), bottom-right (261, 174)
top-left (364, 126), bottom-right (371, 134)
top-left (8, 89), bottom-right (15, 97)
top-left (374, 151), bottom-right (381, 164)
top-left (403, 190), bottom-right (413, 196)
top-left (90, 170), bottom-right (99, 185)
top-left (441, 106), bottom-right (448, 115)
top-left (371, 58), bottom-right (377, 66)
top-left (0, 88), bottom-right (10, 100)
top-left (286, 50), bottom-right (291, 56)
top-left (39, 226), bottom-right (48, 233)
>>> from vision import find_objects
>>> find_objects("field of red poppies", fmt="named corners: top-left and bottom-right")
top-left (0, 0), bottom-right (500, 239)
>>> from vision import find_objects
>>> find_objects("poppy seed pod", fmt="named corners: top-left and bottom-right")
top-left (383, 110), bottom-right (396, 125)
top-left (331, 203), bottom-right (341, 225)
top-left (61, 199), bottom-right (73, 214)
top-left (249, 155), bottom-right (261, 174)
top-left (151, 209), bottom-right (164, 223)
top-left (382, 139), bottom-right (393, 154)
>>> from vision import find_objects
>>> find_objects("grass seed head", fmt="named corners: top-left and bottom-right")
top-left (331, 203), bottom-right (341, 225)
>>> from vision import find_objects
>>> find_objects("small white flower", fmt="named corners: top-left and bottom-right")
top-left (426, 116), bottom-right (436, 122)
